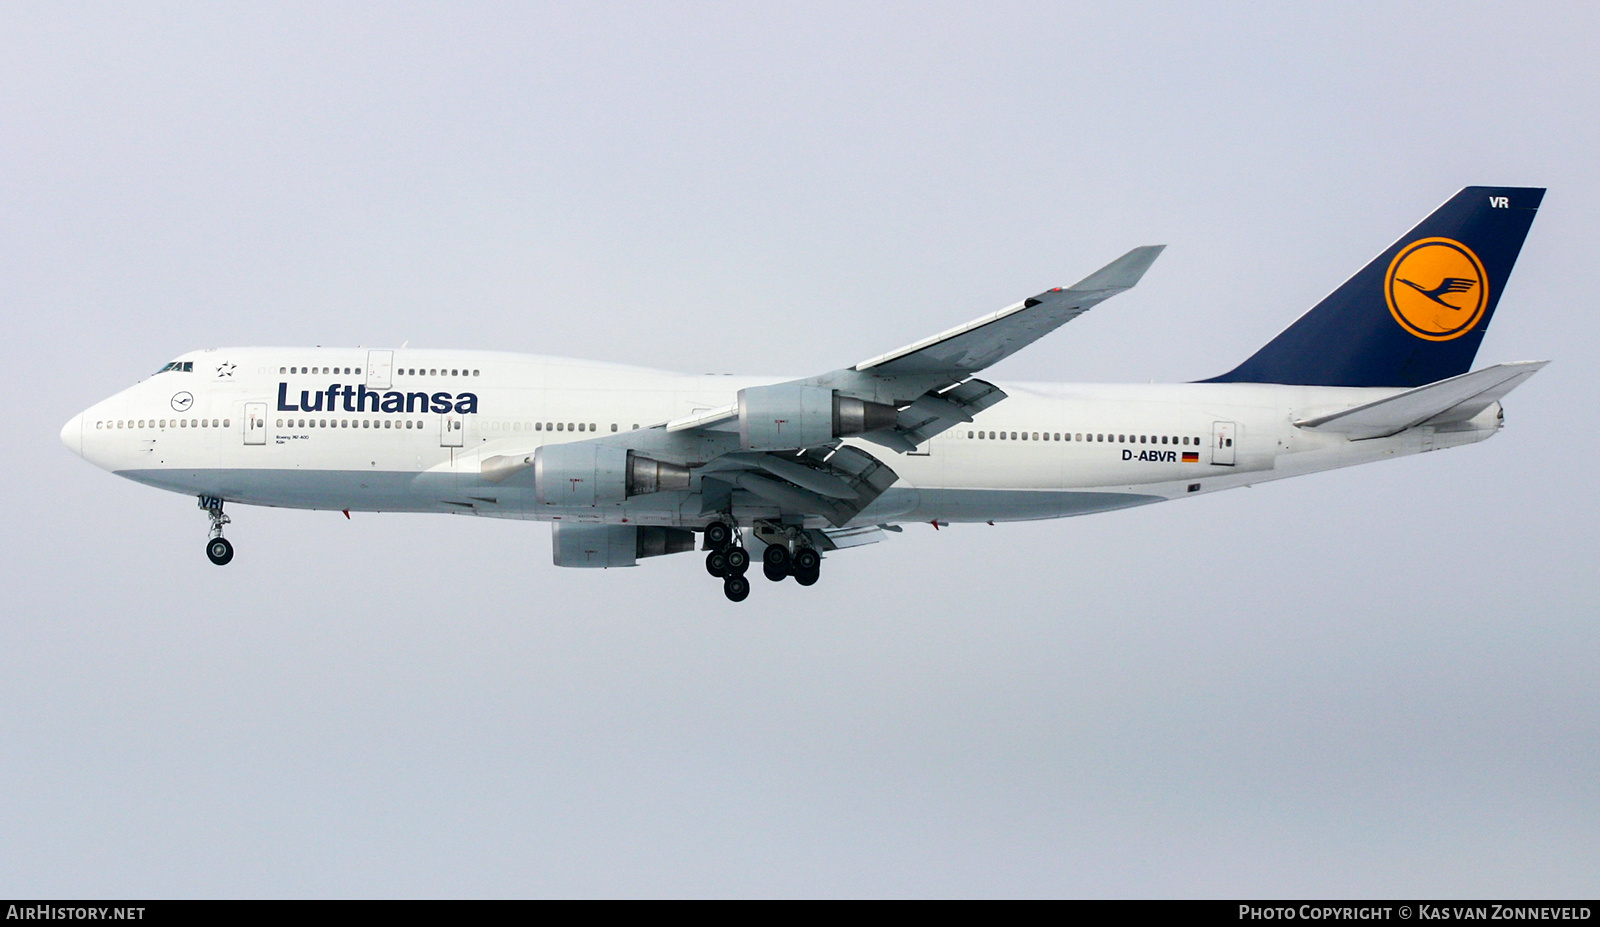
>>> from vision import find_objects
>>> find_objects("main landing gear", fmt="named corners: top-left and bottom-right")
top-left (703, 520), bottom-right (821, 601)
top-left (199, 495), bottom-right (233, 566)
top-left (703, 521), bottom-right (751, 601)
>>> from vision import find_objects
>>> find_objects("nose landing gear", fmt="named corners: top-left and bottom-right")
top-left (199, 496), bottom-right (233, 566)
top-left (206, 536), bottom-right (234, 566)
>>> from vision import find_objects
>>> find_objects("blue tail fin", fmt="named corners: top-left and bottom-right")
top-left (1206, 186), bottom-right (1543, 387)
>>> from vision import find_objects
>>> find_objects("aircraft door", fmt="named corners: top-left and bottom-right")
top-left (366, 350), bottom-right (393, 389)
top-left (1211, 421), bottom-right (1237, 466)
top-left (244, 402), bottom-right (268, 445)
top-left (440, 412), bottom-right (464, 447)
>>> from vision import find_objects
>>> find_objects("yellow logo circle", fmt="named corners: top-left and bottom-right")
top-left (1385, 237), bottom-right (1489, 341)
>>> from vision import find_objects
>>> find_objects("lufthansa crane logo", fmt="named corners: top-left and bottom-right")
top-left (171, 392), bottom-right (194, 412)
top-left (1384, 237), bottom-right (1489, 341)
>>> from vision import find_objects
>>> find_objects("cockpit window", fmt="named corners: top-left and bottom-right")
top-left (154, 361), bottom-right (195, 374)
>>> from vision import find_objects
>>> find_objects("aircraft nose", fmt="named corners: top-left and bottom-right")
top-left (60, 411), bottom-right (83, 457)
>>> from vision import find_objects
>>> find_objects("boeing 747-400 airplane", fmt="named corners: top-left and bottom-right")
top-left (61, 187), bottom-right (1546, 601)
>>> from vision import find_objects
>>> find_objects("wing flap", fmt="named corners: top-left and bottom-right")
top-left (814, 525), bottom-right (886, 550)
top-left (697, 445), bottom-right (900, 527)
top-left (1294, 361), bottom-right (1548, 439)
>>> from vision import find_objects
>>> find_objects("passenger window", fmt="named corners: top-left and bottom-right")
top-left (276, 419), bottom-right (283, 427)
top-left (223, 419), bottom-right (229, 428)
top-left (568, 423), bottom-right (575, 431)
top-left (473, 370), bottom-right (480, 376)
top-left (556, 423), bottom-right (564, 431)
top-left (535, 422), bottom-right (542, 431)
top-left (611, 424), bottom-right (618, 432)
top-left (280, 367), bottom-right (286, 374)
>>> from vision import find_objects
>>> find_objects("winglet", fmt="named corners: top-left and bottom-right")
top-left (1069, 245), bottom-right (1165, 292)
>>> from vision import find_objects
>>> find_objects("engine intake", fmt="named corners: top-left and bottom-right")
top-left (737, 384), bottom-right (898, 451)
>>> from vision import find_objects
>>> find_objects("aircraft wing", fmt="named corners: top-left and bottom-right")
top-left (522, 247), bottom-right (1164, 527)
top-left (853, 245), bottom-right (1166, 378)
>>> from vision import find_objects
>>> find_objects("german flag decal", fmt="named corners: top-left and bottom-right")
top-left (1182, 451), bottom-right (1199, 463)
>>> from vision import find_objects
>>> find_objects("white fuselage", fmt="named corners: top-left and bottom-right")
top-left (61, 347), bottom-right (1502, 528)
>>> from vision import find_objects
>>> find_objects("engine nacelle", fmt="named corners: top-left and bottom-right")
top-left (534, 444), bottom-right (691, 506)
top-left (552, 523), bottom-right (696, 568)
top-left (737, 384), bottom-right (898, 451)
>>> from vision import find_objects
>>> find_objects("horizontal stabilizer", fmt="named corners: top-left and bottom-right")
top-left (1294, 361), bottom-right (1547, 439)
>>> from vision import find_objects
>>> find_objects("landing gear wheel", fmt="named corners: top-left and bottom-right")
top-left (794, 566), bottom-right (819, 586)
top-left (706, 549), bottom-right (729, 577)
top-left (704, 521), bottom-right (734, 550)
top-left (724, 546), bottom-right (750, 575)
top-left (792, 547), bottom-right (820, 573)
top-left (763, 560), bottom-right (789, 582)
top-left (723, 574), bottom-right (750, 602)
top-left (206, 536), bottom-right (234, 566)
top-left (763, 544), bottom-right (791, 569)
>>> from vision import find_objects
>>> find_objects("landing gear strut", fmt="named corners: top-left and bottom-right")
top-left (199, 495), bottom-right (233, 566)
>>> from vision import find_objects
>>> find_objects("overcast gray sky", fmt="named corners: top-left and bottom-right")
top-left (4, 1), bottom-right (1598, 897)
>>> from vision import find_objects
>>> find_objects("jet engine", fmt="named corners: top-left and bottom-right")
top-left (534, 444), bottom-right (691, 506)
top-left (552, 523), bottom-right (696, 568)
top-left (736, 384), bottom-right (898, 451)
